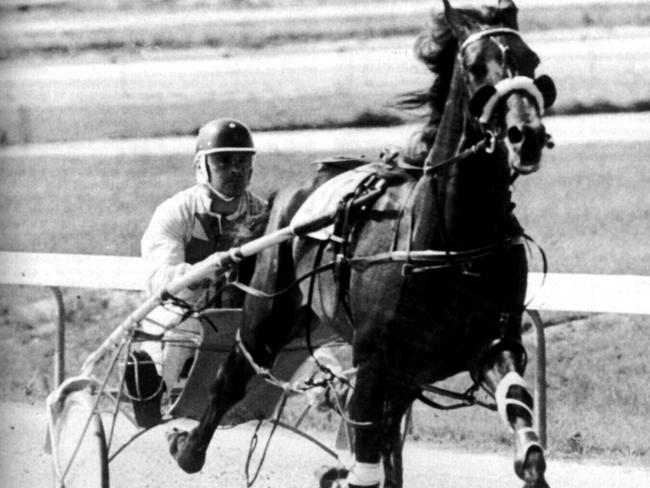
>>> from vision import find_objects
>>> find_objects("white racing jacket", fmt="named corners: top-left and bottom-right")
top-left (141, 184), bottom-right (268, 305)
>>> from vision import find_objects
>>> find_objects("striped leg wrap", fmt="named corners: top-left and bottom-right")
top-left (513, 427), bottom-right (545, 479)
top-left (495, 371), bottom-right (534, 432)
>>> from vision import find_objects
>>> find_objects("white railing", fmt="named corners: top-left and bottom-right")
top-left (0, 251), bottom-right (148, 390)
top-left (0, 251), bottom-right (147, 290)
top-left (1, 250), bottom-right (649, 445)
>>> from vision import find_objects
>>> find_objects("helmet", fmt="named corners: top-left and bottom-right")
top-left (195, 118), bottom-right (255, 158)
top-left (194, 118), bottom-right (255, 197)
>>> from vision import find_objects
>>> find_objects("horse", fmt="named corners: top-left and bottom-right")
top-left (166, 1), bottom-right (557, 487)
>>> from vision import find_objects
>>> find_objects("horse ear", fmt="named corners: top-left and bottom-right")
top-left (534, 74), bottom-right (557, 109)
top-left (442, 0), bottom-right (471, 42)
top-left (498, 0), bottom-right (517, 9)
top-left (469, 85), bottom-right (497, 118)
top-left (497, 0), bottom-right (519, 29)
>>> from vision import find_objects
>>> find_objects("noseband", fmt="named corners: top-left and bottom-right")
top-left (476, 76), bottom-right (547, 125)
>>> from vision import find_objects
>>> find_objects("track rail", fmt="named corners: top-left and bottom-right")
top-left (1, 250), bottom-right (649, 444)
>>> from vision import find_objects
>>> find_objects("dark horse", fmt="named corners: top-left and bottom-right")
top-left (168, 1), bottom-right (557, 487)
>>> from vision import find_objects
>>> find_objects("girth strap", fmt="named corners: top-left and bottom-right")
top-left (326, 172), bottom-right (391, 325)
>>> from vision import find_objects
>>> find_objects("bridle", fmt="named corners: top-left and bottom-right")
top-left (419, 26), bottom-right (552, 175)
top-left (459, 27), bottom-right (522, 55)
top-left (457, 27), bottom-right (547, 155)
top-left (419, 29), bottom-right (524, 170)
top-left (412, 27), bottom-right (548, 269)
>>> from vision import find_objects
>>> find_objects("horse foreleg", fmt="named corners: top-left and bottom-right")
top-left (482, 350), bottom-right (549, 488)
top-left (167, 347), bottom-right (255, 473)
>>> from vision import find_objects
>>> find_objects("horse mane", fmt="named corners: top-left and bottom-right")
top-left (397, 4), bottom-right (519, 165)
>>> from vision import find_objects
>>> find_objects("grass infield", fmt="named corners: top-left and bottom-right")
top-left (1, 140), bottom-right (648, 274)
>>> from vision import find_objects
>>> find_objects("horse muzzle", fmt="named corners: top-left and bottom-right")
top-left (506, 125), bottom-right (553, 174)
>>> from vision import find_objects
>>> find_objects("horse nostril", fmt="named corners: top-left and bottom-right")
top-left (507, 126), bottom-right (524, 144)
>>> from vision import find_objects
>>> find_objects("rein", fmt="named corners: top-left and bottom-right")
top-left (349, 236), bottom-right (525, 276)
top-left (231, 260), bottom-right (336, 300)
top-left (244, 394), bottom-right (287, 488)
top-left (423, 136), bottom-right (490, 174)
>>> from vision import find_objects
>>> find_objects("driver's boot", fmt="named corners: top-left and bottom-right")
top-left (124, 350), bottom-right (164, 428)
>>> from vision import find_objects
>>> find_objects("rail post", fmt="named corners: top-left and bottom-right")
top-left (50, 286), bottom-right (65, 387)
top-left (527, 309), bottom-right (547, 447)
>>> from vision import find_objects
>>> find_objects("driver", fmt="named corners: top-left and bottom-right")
top-left (125, 118), bottom-right (268, 427)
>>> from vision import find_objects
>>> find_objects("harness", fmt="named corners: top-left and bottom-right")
top-left (228, 28), bottom-right (551, 479)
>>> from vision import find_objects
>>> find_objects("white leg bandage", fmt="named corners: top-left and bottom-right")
top-left (495, 371), bottom-right (534, 431)
top-left (347, 461), bottom-right (382, 486)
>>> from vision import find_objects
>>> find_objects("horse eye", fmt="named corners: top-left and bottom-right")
top-left (507, 126), bottom-right (524, 144)
top-left (468, 63), bottom-right (487, 79)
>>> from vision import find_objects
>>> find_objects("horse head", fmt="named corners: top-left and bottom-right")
top-left (439, 0), bottom-right (556, 174)
top-left (402, 0), bottom-right (558, 248)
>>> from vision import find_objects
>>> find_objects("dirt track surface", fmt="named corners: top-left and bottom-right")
top-left (1, 401), bottom-right (648, 488)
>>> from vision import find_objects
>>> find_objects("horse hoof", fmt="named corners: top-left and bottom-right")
top-left (166, 428), bottom-right (206, 474)
top-left (521, 449), bottom-right (550, 488)
top-left (514, 429), bottom-right (549, 488)
top-left (314, 465), bottom-right (349, 488)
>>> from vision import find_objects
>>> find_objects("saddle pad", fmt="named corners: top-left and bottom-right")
top-left (290, 163), bottom-right (378, 240)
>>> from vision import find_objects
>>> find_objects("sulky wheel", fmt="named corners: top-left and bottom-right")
top-left (48, 386), bottom-right (109, 488)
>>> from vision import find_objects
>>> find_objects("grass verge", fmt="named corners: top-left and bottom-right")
top-left (1, 141), bottom-right (648, 273)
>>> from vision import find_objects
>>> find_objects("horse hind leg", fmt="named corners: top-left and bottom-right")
top-left (343, 377), bottom-right (414, 488)
top-left (168, 293), bottom-right (312, 472)
top-left (482, 350), bottom-right (550, 488)
top-left (380, 390), bottom-right (417, 488)
top-left (167, 346), bottom-right (255, 473)
top-left (345, 358), bottom-right (385, 488)
top-left (167, 302), bottom-right (308, 473)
